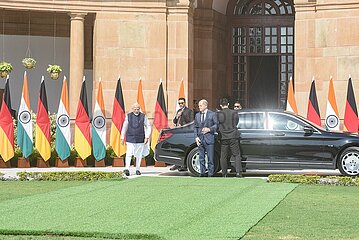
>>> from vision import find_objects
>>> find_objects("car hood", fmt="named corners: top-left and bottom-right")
top-left (326, 130), bottom-right (359, 138)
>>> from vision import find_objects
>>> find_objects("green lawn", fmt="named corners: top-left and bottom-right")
top-left (242, 184), bottom-right (359, 240)
top-left (0, 177), bottom-right (295, 240)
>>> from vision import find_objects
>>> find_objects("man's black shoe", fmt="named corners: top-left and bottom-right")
top-left (123, 169), bottom-right (130, 176)
top-left (170, 165), bottom-right (179, 171)
top-left (199, 174), bottom-right (206, 177)
top-left (208, 175), bottom-right (214, 177)
top-left (178, 167), bottom-right (188, 172)
top-left (236, 173), bottom-right (243, 178)
top-left (136, 170), bottom-right (141, 175)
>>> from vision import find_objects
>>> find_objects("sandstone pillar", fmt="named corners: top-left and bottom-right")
top-left (69, 12), bottom-right (87, 118)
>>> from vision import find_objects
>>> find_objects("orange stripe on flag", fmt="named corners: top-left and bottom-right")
top-left (328, 78), bottom-right (339, 116)
top-left (286, 77), bottom-right (298, 114)
top-left (178, 79), bottom-right (185, 99)
top-left (62, 77), bottom-right (69, 114)
top-left (23, 72), bottom-right (30, 109)
top-left (97, 81), bottom-right (105, 115)
top-left (137, 79), bottom-right (146, 114)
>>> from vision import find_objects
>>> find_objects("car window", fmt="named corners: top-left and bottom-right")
top-left (268, 113), bottom-right (304, 131)
top-left (238, 112), bottom-right (265, 129)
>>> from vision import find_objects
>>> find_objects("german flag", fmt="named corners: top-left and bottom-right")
top-left (307, 78), bottom-right (321, 126)
top-left (35, 77), bottom-right (51, 161)
top-left (343, 77), bottom-right (358, 132)
top-left (110, 77), bottom-right (126, 157)
top-left (0, 76), bottom-right (14, 161)
top-left (137, 78), bottom-right (146, 114)
top-left (151, 81), bottom-right (168, 151)
top-left (74, 77), bottom-right (91, 160)
top-left (286, 77), bottom-right (298, 114)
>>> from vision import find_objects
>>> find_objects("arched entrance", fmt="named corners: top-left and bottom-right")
top-left (227, 0), bottom-right (294, 109)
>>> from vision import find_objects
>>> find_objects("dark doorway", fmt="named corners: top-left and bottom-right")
top-left (248, 56), bottom-right (278, 108)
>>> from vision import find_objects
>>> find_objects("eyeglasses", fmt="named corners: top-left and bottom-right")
top-left (234, 105), bottom-right (241, 108)
top-left (178, 102), bottom-right (185, 105)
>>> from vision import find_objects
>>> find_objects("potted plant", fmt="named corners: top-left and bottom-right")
top-left (0, 62), bottom-right (13, 78)
top-left (46, 64), bottom-right (62, 80)
top-left (22, 57), bottom-right (36, 69)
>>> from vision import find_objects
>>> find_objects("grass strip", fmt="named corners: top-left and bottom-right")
top-left (0, 181), bottom-right (88, 202)
top-left (0, 177), bottom-right (296, 240)
top-left (242, 184), bottom-right (359, 240)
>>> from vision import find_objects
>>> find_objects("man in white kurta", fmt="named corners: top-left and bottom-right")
top-left (121, 103), bottom-right (151, 176)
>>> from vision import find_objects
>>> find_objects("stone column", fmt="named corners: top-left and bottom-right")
top-left (68, 12), bottom-right (87, 118)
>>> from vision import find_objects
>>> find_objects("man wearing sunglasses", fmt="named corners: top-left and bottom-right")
top-left (233, 101), bottom-right (242, 111)
top-left (173, 98), bottom-right (194, 127)
top-left (170, 97), bottom-right (194, 171)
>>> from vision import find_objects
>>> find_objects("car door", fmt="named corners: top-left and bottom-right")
top-left (267, 112), bottom-right (325, 168)
top-left (238, 112), bottom-right (272, 168)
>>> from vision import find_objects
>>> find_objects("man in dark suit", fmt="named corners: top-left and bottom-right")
top-left (194, 99), bottom-right (218, 177)
top-left (170, 97), bottom-right (194, 171)
top-left (217, 98), bottom-right (242, 177)
top-left (173, 97), bottom-right (194, 127)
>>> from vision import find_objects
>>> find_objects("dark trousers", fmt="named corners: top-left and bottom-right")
top-left (220, 138), bottom-right (242, 175)
top-left (198, 142), bottom-right (215, 176)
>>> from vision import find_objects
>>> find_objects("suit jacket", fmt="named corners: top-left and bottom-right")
top-left (194, 110), bottom-right (218, 144)
top-left (173, 107), bottom-right (194, 126)
top-left (217, 108), bottom-right (240, 140)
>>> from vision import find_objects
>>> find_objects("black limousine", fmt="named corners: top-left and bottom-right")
top-left (154, 110), bottom-right (359, 177)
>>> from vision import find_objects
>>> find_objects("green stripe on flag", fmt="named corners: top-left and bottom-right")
top-left (17, 123), bottom-right (33, 158)
top-left (55, 128), bottom-right (70, 160)
top-left (92, 128), bottom-right (106, 161)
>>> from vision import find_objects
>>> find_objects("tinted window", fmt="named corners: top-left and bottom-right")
top-left (238, 112), bottom-right (265, 129)
top-left (268, 113), bottom-right (304, 131)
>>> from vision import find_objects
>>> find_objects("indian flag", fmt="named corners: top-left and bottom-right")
top-left (92, 78), bottom-right (106, 161)
top-left (55, 76), bottom-right (71, 160)
top-left (286, 77), bottom-right (298, 114)
top-left (17, 71), bottom-right (33, 158)
top-left (325, 77), bottom-right (340, 131)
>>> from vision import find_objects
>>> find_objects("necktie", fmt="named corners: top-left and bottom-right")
top-left (201, 112), bottom-right (205, 123)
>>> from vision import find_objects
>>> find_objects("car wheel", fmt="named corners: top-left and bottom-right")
top-left (338, 147), bottom-right (359, 177)
top-left (186, 147), bottom-right (220, 177)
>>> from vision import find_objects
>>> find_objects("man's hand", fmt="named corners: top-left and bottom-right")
top-left (144, 138), bottom-right (149, 144)
top-left (195, 137), bottom-right (201, 146)
top-left (201, 127), bottom-right (210, 134)
top-left (121, 139), bottom-right (124, 145)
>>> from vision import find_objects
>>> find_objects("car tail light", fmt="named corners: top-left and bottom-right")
top-left (158, 131), bottom-right (173, 143)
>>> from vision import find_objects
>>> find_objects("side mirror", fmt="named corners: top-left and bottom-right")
top-left (303, 125), bottom-right (314, 135)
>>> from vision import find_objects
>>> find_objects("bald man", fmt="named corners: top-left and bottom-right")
top-left (194, 99), bottom-right (218, 177)
top-left (121, 103), bottom-right (151, 176)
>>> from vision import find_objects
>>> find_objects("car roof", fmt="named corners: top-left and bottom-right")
top-left (238, 109), bottom-right (288, 113)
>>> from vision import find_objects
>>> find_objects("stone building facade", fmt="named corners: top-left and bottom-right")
top-left (0, 0), bottom-right (358, 124)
